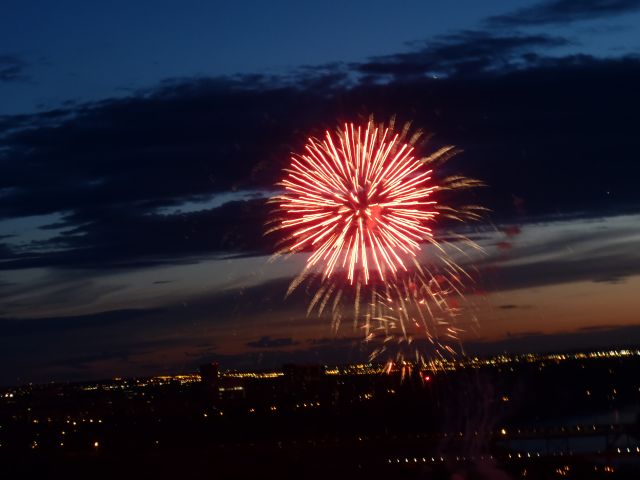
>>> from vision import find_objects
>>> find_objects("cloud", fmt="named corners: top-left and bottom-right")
top-left (246, 336), bottom-right (300, 349)
top-left (578, 323), bottom-right (626, 331)
top-left (0, 271), bottom-right (364, 383)
top-left (486, 0), bottom-right (640, 27)
top-left (0, 198), bottom-right (273, 270)
top-left (47, 349), bottom-right (133, 371)
top-left (492, 250), bottom-right (639, 290)
top-left (4, 211), bottom-right (638, 382)
top-left (187, 338), bottom-right (367, 372)
top-left (498, 304), bottom-right (531, 310)
top-left (0, 252), bottom-right (638, 385)
top-left (0, 308), bottom-right (159, 337)
top-left (0, 55), bottom-right (28, 82)
top-left (467, 324), bottom-right (640, 355)
top-left (356, 31), bottom-right (568, 78)
top-left (480, 214), bottom-right (640, 291)
top-left (0, 51), bottom-right (639, 272)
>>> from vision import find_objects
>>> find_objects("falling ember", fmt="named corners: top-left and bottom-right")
top-left (276, 123), bottom-right (438, 284)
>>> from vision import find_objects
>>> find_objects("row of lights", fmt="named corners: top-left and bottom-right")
top-left (507, 447), bottom-right (640, 458)
top-left (388, 455), bottom-right (494, 464)
top-left (64, 418), bottom-right (103, 425)
top-left (30, 440), bottom-right (99, 449)
top-left (499, 423), bottom-right (633, 436)
top-left (388, 447), bottom-right (640, 465)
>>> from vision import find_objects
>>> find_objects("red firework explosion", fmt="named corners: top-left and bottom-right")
top-left (277, 123), bottom-right (438, 284)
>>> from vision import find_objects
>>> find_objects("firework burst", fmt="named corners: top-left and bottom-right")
top-left (277, 122), bottom-right (437, 284)
top-left (269, 118), bottom-right (485, 364)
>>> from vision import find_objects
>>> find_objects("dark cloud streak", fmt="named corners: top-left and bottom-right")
top-left (356, 31), bottom-right (569, 77)
top-left (0, 55), bottom-right (28, 83)
top-left (246, 336), bottom-right (300, 349)
top-left (486, 0), bottom-right (640, 27)
top-left (1, 32), bottom-right (639, 274)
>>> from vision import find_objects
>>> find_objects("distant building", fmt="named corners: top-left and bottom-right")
top-left (282, 364), bottom-right (325, 384)
top-left (218, 377), bottom-right (246, 400)
top-left (282, 364), bottom-right (326, 400)
top-left (199, 363), bottom-right (219, 394)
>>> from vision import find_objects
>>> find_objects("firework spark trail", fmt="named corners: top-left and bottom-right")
top-left (269, 119), bottom-right (485, 365)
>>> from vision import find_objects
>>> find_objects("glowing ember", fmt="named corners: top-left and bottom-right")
top-left (277, 123), bottom-right (437, 284)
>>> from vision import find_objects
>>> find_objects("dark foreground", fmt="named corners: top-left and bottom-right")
top-left (2, 351), bottom-right (640, 479)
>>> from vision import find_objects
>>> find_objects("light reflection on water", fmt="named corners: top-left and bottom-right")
top-left (501, 406), bottom-right (640, 454)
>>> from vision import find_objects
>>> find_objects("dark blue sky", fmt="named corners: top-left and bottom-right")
top-left (1, 0), bottom-right (640, 384)
top-left (2, 0), bottom-right (640, 114)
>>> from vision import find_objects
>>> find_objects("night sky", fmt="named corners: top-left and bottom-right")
top-left (1, 0), bottom-right (640, 385)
